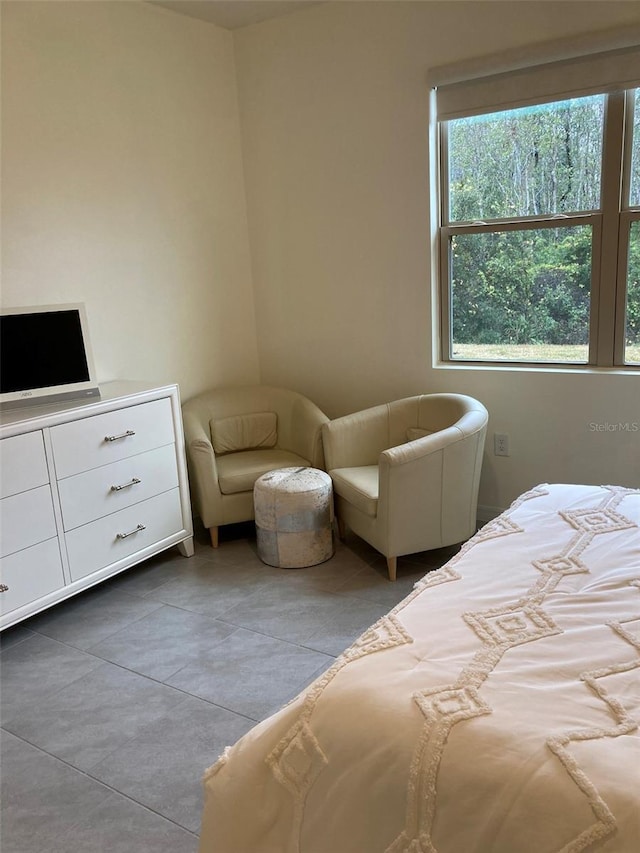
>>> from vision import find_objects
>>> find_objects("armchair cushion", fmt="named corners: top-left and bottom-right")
top-left (330, 466), bottom-right (379, 517)
top-left (211, 412), bottom-right (277, 455)
top-left (217, 449), bottom-right (309, 495)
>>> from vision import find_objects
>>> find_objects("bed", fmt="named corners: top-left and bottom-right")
top-left (199, 483), bottom-right (640, 853)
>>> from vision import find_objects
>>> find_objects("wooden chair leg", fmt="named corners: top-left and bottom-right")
top-left (209, 526), bottom-right (219, 548)
top-left (336, 516), bottom-right (346, 541)
top-left (386, 556), bottom-right (397, 582)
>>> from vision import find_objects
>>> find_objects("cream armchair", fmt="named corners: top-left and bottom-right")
top-left (182, 386), bottom-right (328, 547)
top-left (322, 394), bottom-right (488, 580)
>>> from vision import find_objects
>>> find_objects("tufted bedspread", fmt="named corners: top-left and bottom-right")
top-left (198, 484), bottom-right (640, 853)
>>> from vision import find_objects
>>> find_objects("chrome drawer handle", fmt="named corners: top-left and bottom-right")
top-left (110, 477), bottom-right (141, 492)
top-left (104, 430), bottom-right (135, 443)
top-left (116, 524), bottom-right (146, 540)
top-left (0, 583), bottom-right (8, 593)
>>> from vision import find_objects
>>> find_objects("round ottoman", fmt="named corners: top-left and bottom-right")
top-left (254, 467), bottom-right (334, 568)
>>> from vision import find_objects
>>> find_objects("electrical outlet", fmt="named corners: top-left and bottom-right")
top-left (494, 433), bottom-right (510, 457)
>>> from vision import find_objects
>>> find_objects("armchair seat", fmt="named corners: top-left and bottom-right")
top-left (322, 393), bottom-right (488, 580)
top-left (217, 449), bottom-right (308, 495)
top-left (182, 385), bottom-right (328, 548)
top-left (330, 467), bottom-right (378, 517)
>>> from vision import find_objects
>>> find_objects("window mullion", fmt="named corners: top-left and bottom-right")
top-left (438, 122), bottom-right (452, 360)
top-left (439, 122), bottom-right (451, 227)
top-left (617, 209), bottom-right (640, 365)
top-left (439, 231), bottom-right (452, 361)
top-left (595, 90), bottom-right (626, 366)
top-left (615, 91), bottom-right (638, 364)
top-left (445, 215), bottom-right (595, 236)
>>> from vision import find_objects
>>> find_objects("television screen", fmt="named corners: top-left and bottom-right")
top-left (1, 310), bottom-right (90, 392)
top-left (0, 304), bottom-right (100, 408)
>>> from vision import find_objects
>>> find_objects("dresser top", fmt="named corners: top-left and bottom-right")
top-left (0, 381), bottom-right (180, 436)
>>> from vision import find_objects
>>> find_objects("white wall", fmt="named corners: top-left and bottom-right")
top-left (1, 0), bottom-right (259, 401)
top-left (234, 1), bottom-right (640, 509)
top-left (3, 1), bottom-right (638, 512)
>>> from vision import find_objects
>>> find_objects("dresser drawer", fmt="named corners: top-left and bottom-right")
top-left (57, 444), bottom-right (179, 531)
top-left (50, 398), bottom-right (175, 478)
top-left (0, 431), bottom-right (49, 497)
top-left (0, 538), bottom-right (64, 617)
top-left (0, 485), bottom-right (57, 558)
top-left (65, 488), bottom-right (184, 581)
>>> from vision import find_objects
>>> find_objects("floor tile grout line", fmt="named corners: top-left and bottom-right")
top-left (20, 603), bottom-right (239, 656)
top-left (4, 616), bottom-right (339, 685)
top-left (23, 594), bottom-right (168, 646)
top-left (3, 579), bottom-right (407, 728)
top-left (0, 629), bottom-right (36, 655)
top-left (1, 726), bottom-right (200, 839)
top-left (79, 610), bottom-right (245, 658)
top-left (3, 645), bottom-right (263, 724)
top-left (209, 610), bottom-right (364, 649)
top-left (80, 774), bottom-right (202, 839)
top-left (23, 578), bottom-right (405, 649)
top-left (27, 612), bottom-right (342, 665)
top-left (11, 623), bottom-right (342, 721)
top-left (0, 635), bottom-right (109, 715)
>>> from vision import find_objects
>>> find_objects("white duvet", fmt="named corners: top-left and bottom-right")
top-left (199, 484), bottom-right (640, 853)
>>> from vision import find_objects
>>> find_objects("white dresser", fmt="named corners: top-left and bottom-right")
top-left (0, 381), bottom-right (194, 630)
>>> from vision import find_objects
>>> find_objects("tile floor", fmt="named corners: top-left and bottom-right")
top-left (0, 521), bottom-right (458, 852)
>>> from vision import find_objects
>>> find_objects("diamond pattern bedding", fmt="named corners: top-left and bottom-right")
top-left (199, 484), bottom-right (640, 853)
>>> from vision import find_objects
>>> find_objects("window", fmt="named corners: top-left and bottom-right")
top-left (435, 44), bottom-right (640, 368)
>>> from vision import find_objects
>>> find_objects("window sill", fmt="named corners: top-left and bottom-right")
top-left (433, 360), bottom-right (640, 376)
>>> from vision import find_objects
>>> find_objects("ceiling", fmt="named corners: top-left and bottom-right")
top-left (150, 1), bottom-right (323, 30)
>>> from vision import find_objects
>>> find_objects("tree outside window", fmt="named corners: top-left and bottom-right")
top-left (439, 89), bottom-right (639, 367)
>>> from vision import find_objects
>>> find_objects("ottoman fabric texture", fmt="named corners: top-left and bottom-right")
top-left (254, 467), bottom-right (334, 568)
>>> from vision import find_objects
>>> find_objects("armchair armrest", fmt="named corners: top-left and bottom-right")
top-left (378, 420), bottom-right (486, 553)
top-left (182, 409), bottom-right (223, 529)
top-left (379, 425), bottom-right (463, 468)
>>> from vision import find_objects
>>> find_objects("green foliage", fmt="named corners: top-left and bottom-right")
top-left (449, 97), bottom-right (604, 221)
top-left (448, 94), bottom-right (640, 351)
top-left (626, 222), bottom-right (640, 346)
top-left (452, 227), bottom-right (592, 346)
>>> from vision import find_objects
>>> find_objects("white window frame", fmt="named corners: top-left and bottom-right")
top-left (433, 37), bottom-right (640, 370)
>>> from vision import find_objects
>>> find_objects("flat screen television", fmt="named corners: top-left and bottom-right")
top-left (0, 303), bottom-right (100, 409)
